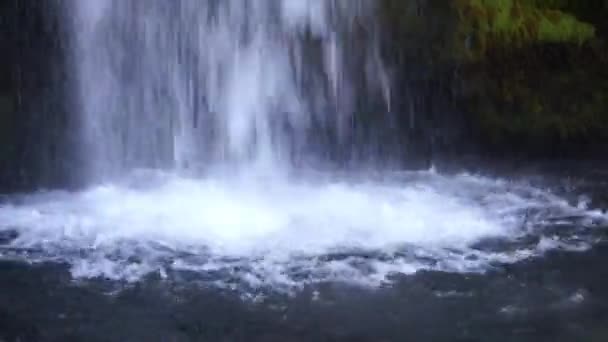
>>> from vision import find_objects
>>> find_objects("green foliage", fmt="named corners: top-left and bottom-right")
top-left (380, 0), bottom-right (596, 65)
top-left (380, 0), bottom-right (607, 151)
top-left (468, 50), bottom-right (608, 146)
top-left (454, 0), bottom-right (595, 59)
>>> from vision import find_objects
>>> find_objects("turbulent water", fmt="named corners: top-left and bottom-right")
top-left (1, 169), bottom-right (605, 293)
top-left (0, 0), bottom-right (605, 297)
top-left (2, 3), bottom-right (608, 341)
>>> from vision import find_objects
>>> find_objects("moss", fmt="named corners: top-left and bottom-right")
top-left (453, 0), bottom-right (595, 60)
top-left (468, 54), bottom-right (608, 147)
top-left (380, 0), bottom-right (596, 65)
top-left (380, 0), bottom-right (608, 154)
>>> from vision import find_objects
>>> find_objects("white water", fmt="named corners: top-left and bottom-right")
top-left (70, 0), bottom-right (388, 179)
top-left (1, 170), bottom-right (604, 291)
top-left (4, 1), bottom-right (598, 293)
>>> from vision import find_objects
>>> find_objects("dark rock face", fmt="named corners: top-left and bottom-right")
top-left (458, 42), bottom-right (608, 158)
top-left (0, 1), bottom-right (77, 192)
top-left (379, 0), bottom-right (608, 159)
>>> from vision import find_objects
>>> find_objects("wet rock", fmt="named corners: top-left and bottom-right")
top-left (379, 0), bottom-right (608, 158)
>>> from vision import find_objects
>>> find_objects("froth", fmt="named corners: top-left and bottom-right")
top-left (0, 171), bottom-right (604, 291)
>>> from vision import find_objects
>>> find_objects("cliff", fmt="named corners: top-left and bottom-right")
top-left (380, 0), bottom-right (608, 158)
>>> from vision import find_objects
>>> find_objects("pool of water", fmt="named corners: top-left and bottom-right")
top-left (0, 165), bottom-right (607, 341)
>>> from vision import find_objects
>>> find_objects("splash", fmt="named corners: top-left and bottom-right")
top-left (28, 1), bottom-right (604, 295)
top-left (1, 171), bottom-right (604, 291)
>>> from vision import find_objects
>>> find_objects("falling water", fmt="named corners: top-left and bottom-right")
top-left (69, 0), bottom-right (389, 180)
top-left (0, 0), bottom-right (604, 294)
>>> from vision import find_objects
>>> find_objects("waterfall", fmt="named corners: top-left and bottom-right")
top-left (2, 0), bottom-right (603, 293)
top-left (69, 0), bottom-right (389, 181)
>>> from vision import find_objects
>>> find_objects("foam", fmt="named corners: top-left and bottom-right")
top-left (0, 171), bottom-right (604, 291)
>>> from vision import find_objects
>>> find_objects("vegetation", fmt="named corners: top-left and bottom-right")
top-left (453, 0), bottom-right (595, 59)
top-left (381, 0), bottom-right (608, 156)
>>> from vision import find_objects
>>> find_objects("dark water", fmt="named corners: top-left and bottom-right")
top-left (2, 245), bottom-right (608, 342)
top-left (1, 163), bottom-right (608, 342)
